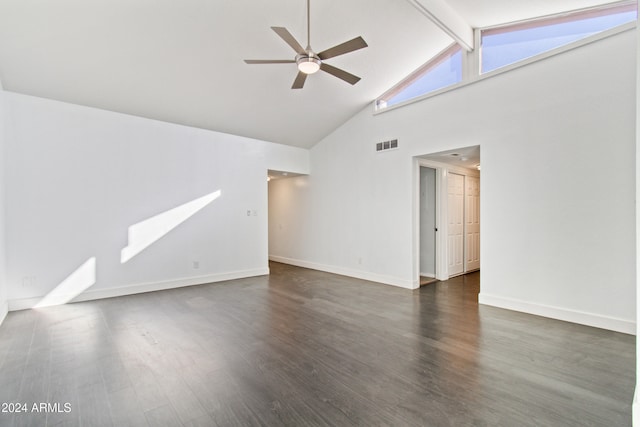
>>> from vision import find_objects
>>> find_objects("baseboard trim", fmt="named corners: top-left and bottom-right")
top-left (479, 293), bottom-right (635, 335)
top-left (8, 268), bottom-right (269, 311)
top-left (269, 255), bottom-right (417, 289)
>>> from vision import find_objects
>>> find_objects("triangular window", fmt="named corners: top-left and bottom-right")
top-left (376, 44), bottom-right (462, 110)
top-left (481, 2), bottom-right (637, 73)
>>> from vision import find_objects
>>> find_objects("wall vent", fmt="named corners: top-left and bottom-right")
top-left (376, 139), bottom-right (398, 152)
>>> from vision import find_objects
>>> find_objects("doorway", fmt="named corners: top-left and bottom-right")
top-left (266, 169), bottom-right (307, 266)
top-left (415, 146), bottom-right (480, 285)
top-left (419, 167), bottom-right (437, 279)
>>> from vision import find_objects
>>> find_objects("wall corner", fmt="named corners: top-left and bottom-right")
top-left (0, 301), bottom-right (7, 327)
top-left (0, 87), bottom-right (6, 327)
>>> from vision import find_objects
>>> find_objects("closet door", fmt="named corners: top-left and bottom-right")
top-left (465, 176), bottom-right (480, 272)
top-left (447, 173), bottom-right (465, 277)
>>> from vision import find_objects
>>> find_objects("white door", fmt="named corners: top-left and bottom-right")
top-left (447, 173), bottom-right (465, 277)
top-left (465, 176), bottom-right (480, 272)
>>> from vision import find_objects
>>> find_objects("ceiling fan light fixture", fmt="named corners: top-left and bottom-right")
top-left (296, 54), bottom-right (321, 74)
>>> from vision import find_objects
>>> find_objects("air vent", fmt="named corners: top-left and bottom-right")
top-left (376, 139), bottom-right (398, 152)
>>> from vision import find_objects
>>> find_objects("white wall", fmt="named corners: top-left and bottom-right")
top-left (269, 28), bottom-right (636, 333)
top-left (4, 92), bottom-right (309, 309)
top-left (0, 83), bottom-right (7, 325)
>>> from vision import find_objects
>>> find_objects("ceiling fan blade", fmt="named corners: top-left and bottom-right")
top-left (320, 63), bottom-right (361, 85)
top-left (271, 27), bottom-right (305, 54)
top-left (292, 72), bottom-right (307, 89)
top-left (244, 59), bottom-right (295, 64)
top-left (318, 36), bottom-right (368, 60)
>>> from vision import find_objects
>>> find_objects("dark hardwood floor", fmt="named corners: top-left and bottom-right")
top-left (0, 262), bottom-right (634, 426)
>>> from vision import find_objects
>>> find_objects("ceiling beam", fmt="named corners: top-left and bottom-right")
top-left (405, 0), bottom-right (474, 51)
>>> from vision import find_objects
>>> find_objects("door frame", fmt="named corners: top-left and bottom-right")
top-left (413, 157), bottom-right (480, 286)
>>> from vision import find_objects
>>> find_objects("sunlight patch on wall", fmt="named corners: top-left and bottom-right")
top-left (35, 257), bottom-right (96, 308)
top-left (121, 190), bottom-right (222, 263)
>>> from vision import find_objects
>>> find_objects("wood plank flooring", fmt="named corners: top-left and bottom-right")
top-left (0, 262), bottom-right (634, 426)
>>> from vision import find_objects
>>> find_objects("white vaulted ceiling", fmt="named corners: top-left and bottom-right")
top-left (0, 0), bottom-right (621, 148)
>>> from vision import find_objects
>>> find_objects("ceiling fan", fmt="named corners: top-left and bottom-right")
top-left (244, 0), bottom-right (368, 89)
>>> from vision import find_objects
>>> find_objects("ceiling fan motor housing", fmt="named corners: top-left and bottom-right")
top-left (296, 52), bottom-right (321, 74)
